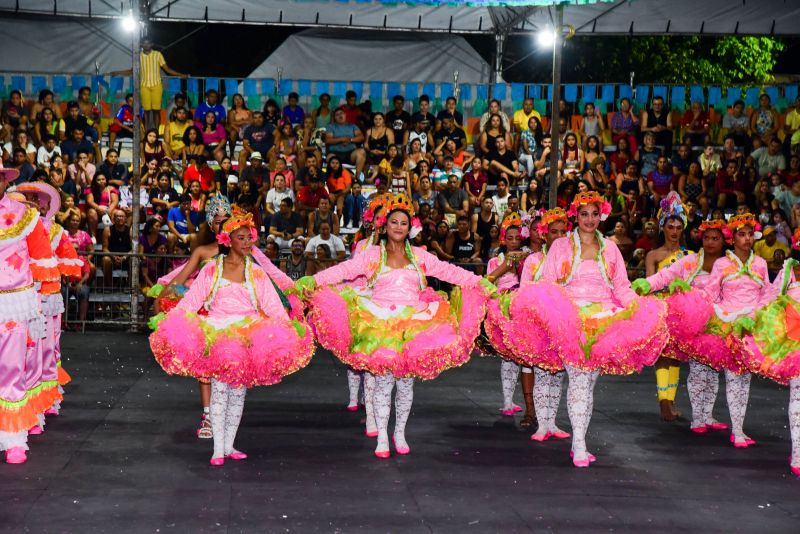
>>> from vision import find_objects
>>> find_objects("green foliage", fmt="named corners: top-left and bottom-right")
top-left (566, 36), bottom-right (784, 84)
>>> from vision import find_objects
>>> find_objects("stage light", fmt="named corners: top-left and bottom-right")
top-left (537, 29), bottom-right (557, 48)
top-left (122, 11), bottom-right (138, 33)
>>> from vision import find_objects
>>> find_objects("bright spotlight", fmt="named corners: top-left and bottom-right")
top-left (122, 10), bottom-right (138, 33)
top-left (537, 29), bottom-right (557, 48)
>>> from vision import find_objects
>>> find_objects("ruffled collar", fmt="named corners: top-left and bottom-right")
top-left (779, 258), bottom-right (800, 295)
top-left (367, 241), bottom-right (426, 290)
top-left (722, 250), bottom-right (765, 287)
top-left (560, 229), bottom-right (612, 288)
top-left (204, 255), bottom-right (260, 312)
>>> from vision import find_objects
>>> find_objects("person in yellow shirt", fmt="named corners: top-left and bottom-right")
top-left (754, 225), bottom-right (789, 264)
top-left (512, 98), bottom-right (541, 136)
top-left (784, 96), bottom-right (800, 156)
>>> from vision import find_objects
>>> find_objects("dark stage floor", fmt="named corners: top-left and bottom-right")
top-left (1, 332), bottom-right (799, 533)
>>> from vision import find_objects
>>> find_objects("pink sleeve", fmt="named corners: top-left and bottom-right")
top-left (606, 240), bottom-right (636, 307)
top-left (251, 245), bottom-right (293, 291)
top-left (255, 269), bottom-right (290, 321)
top-left (538, 238), bottom-right (568, 285)
top-left (487, 257), bottom-right (500, 273)
top-left (645, 255), bottom-right (690, 292)
top-left (313, 248), bottom-right (373, 287)
top-left (416, 247), bottom-right (482, 287)
top-left (753, 256), bottom-right (774, 309)
top-left (759, 267), bottom-right (783, 306)
top-left (157, 262), bottom-right (186, 286)
top-left (176, 262), bottom-right (215, 312)
top-left (702, 257), bottom-right (726, 303)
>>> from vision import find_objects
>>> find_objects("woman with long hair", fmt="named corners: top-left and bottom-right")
top-left (562, 132), bottom-right (585, 181)
top-left (226, 93), bottom-right (253, 159)
top-left (478, 113), bottom-right (512, 156)
top-left (180, 125), bottom-right (206, 168)
top-left (197, 111), bottom-right (226, 162)
top-left (297, 194), bottom-right (495, 459)
top-left (84, 173), bottom-right (119, 238)
top-left (141, 128), bottom-right (166, 164)
top-left (34, 107), bottom-right (59, 146)
top-left (365, 112), bottom-right (395, 166)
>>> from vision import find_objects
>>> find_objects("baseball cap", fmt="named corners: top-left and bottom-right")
top-left (250, 152), bottom-right (263, 161)
top-left (227, 175), bottom-right (239, 184)
top-left (762, 225), bottom-right (776, 236)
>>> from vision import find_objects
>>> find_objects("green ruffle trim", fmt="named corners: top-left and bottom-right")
top-left (294, 276), bottom-right (317, 298)
top-left (0, 380), bottom-right (59, 410)
top-left (479, 278), bottom-right (497, 296)
top-left (147, 283), bottom-right (165, 298)
top-left (705, 315), bottom-right (734, 337)
top-left (579, 300), bottom-right (640, 361)
top-left (751, 295), bottom-right (800, 363)
top-left (148, 312), bottom-right (166, 331)
top-left (497, 291), bottom-right (513, 319)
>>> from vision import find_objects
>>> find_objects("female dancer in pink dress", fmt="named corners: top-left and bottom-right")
top-left (296, 193), bottom-right (494, 458)
top-left (0, 164), bottom-right (60, 464)
top-left (150, 209), bottom-right (313, 465)
top-left (696, 214), bottom-right (771, 448)
top-left (537, 191), bottom-right (669, 467)
top-left (633, 219), bottom-right (728, 433)
top-left (739, 228), bottom-right (800, 474)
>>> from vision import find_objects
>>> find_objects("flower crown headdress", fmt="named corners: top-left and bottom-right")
top-left (727, 213), bottom-right (761, 236)
top-left (792, 228), bottom-right (800, 251)
top-left (499, 213), bottom-right (523, 244)
top-left (217, 206), bottom-right (257, 247)
top-left (535, 207), bottom-right (572, 237)
top-left (657, 191), bottom-right (687, 228)
top-left (205, 194), bottom-right (232, 226)
top-left (567, 191), bottom-right (611, 221)
top-left (698, 219), bottom-right (732, 243)
top-left (376, 192), bottom-right (421, 238)
top-left (362, 193), bottom-right (393, 227)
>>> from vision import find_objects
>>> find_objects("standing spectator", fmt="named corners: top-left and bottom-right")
top-left (386, 95), bottom-right (411, 148)
top-left (1, 89), bottom-right (28, 140)
top-left (268, 197), bottom-right (304, 252)
top-left (183, 155), bottom-right (215, 193)
top-left (150, 171), bottom-right (179, 220)
top-left (101, 209), bottom-right (131, 286)
top-left (67, 150), bottom-right (95, 190)
top-left (610, 97), bottom-right (639, 155)
top-left (226, 93), bottom-right (253, 159)
top-left (312, 93), bottom-right (333, 129)
top-left (194, 89), bottom-right (226, 123)
top-left (282, 92), bottom-right (305, 126)
top-left (722, 99), bottom-right (750, 149)
top-left (749, 137), bottom-right (786, 179)
top-left (33, 107), bottom-right (60, 147)
top-left (437, 174), bottom-right (469, 224)
top-left (750, 93), bottom-right (778, 144)
top-left (239, 111), bottom-right (275, 170)
top-left (37, 135), bottom-right (61, 169)
top-left (479, 99), bottom-right (511, 133)
top-left (342, 181), bottom-right (365, 229)
top-left (163, 106), bottom-right (191, 160)
top-left (579, 102), bottom-right (605, 149)
top-left (681, 101), bottom-right (711, 147)
top-left (85, 172), bottom-right (119, 237)
top-left (512, 97), bottom-right (541, 136)
top-left (304, 221), bottom-right (346, 260)
top-left (280, 237), bottom-right (307, 281)
top-left (325, 109), bottom-right (366, 179)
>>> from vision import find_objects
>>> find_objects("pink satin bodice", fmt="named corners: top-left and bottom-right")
top-left (208, 280), bottom-right (258, 319)
top-left (371, 267), bottom-right (424, 308)
top-left (563, 260), bottom-right (616, 308)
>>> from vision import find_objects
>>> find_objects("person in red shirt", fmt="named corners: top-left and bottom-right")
top-left (338, 90), bottom-right (362, 125)
top-left (183, 155), bottom-right (215, 193)
top-left (296, 175), bottom-right (330, 219)
top-left (681, 101), bottom-right (711, 147)
top-left (715, 159), bottom-right (746, 209)
top-left (634, 220), bottom-right (658, 253)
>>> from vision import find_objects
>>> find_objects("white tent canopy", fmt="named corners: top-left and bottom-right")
top-left (247, 29), bottom-right (496, 83)
top-left (0, 0), bottom-right (798, 36)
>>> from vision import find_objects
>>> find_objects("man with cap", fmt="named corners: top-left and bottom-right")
top-left (297, 175), bottom-right (330, 221)
top-left (223, 174), bottom-right (239, 204)
top-left (241, 151), bottom-right (269, 190)
top-left (16, 182), bottom-right (81, 427)
top-left (0, 163), bottom-right (60, 464)
top-left (754, 225), bottom-right (789, 266)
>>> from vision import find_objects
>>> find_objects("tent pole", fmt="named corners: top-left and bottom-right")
top-left (129, 0), bottom-right (142, 331)
top-left (547, 5), bottom-right (564, 209)
top-left (491, 31), bottom-right (506, 100)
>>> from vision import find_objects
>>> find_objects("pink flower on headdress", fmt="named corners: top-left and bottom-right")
top-left (599, 200), bottom-right (612, 221)
top-left (536, 222), bottom-right (549, 237)
top-left (216, 232), bottom-right (232, 246)
top-left (411, 217), bottom-right (422, 230)
top-left (363, 208), bottom-right (375, 223)
top-left (375, 215), bottom-right (387, 229)
top-left (519, 226), bottom-right (530, 240)
top-left (250, 227), bottom-right (258, 241)
top-left (566, 204), bottom-right (578, 219)
top-left (721, 227), bottom-right (733, 242)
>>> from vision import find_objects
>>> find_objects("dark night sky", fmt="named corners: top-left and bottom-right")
top-left (149, 21), bottom-right (800, 83)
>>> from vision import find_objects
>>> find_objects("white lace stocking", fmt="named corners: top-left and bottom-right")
top-left (500, 360), bottom-right (520, 410)
top-left (725, 370), bottom-right (752, 442)
top-left (364, 372), bottom-right (377, 435)
top-left (532, 367), bottom-right (551, 438)
top-left (687, 360), bottom-right (719, 428)
top-left (224, 387), bottom-right (246, 456)
top-left (347, 369), bottom-right (361, 407)
top-left (394, 378), bottom-right (414, 450)
top-left (789, 378), bottom-right (800, 468)
top-left (373, 374), bottom-right (395, 454)
top-left (566, 365), bottom-right (599, 461)
top-left (548, 371), bottom-right (566, 434)
top-left (210, 379), bottom-right (229, 459)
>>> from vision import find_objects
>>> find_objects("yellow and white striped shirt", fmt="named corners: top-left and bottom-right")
top-left (140, 50), bottom-right (166, 87)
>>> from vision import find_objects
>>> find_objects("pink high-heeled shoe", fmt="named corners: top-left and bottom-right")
top-left (530, 432), bottom-right (551, 442)
top-left (570, 450), bottom-right (596, 463)
top-left (790, 464), bottom-right (800, 477)
top-left (28, 425), bottom-right (43, 436)
top-left (729, 434), bottom-right (756, 448)
top-left (573, 457), bottom-right (591, 468)
top-left (346, 404), bottom-right (359, 412)
top-left (5, 447), bottom-right (27, 464)
top-left (44, 408), bottom-right (59, 416)
top-left (209, 457), bottom-right (225, 466)
top-left (707, 421), bottom-right (729, 431)
top-left (392, 436), bottom-right (410, 455)
top-left (500, 405), bottom-right (522, 416)
top-left (549, 430), bottom-right (571, 439)
top-left (690, 425), bottom-right (709, 434)
top-left (225, 451), bottom-right (247, 460)
top-left (374, 450), bottom-right (390, 459)
top-left (365, 430), bottom-right (378, 438)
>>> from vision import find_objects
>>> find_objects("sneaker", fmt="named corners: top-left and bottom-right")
top-left (197, 415), bottom-right (213, 439)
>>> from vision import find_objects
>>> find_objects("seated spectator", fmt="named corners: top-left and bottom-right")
top-left (142, 240), bottom-right (172, 316)
top-left (325, 108), bottom-right (366, 179)
top-left (163, 106), bottom-right (190, 160)
top-left (430, 220), bottom-right (454, 262)
top-left (186, 178), bottom-right (206, 220)
top-left (264, 240), bottom-right (280, 264)
top-left (138, 216), bottom-right (168, 258)
top-left (265, 173), bottom-right (294, 220)
top-left (636, 132), bottom-right (661, 178)
top-left (772, 209), bottom-right (793, 245)
top-left (140, 158), bottom-right (159, 189)
top-left (411, 94), bottom-right (435, 134)
top-left (282, 92), bottom-right (305, 127)
top-left (180, 125), bottom-right (206, 167)
top-left (699, 144), bottom-right (723, 182)
top-left (534, 134), bottom-right (561, 185)
top-left (365, 112), bottom-right (394, 166)
top-left (462, 157), bottom-right (487, 210)
top-left (616, 161), bottom-right (646, 226)
top-left (166, 194), bottom-right (198, 251)
top-left (639, 96), bottom-right (672, 154)
top-left (521, 177), bottom-right (543, 214)
top-left (60, 126), bottom-right (96, 163)
top-left (437, 96), bottom-right (464, 130)
top-left (34, 107), bottom-right (60, 147)
top-left (3, 129), bottom-right (36, 165)
top-left (262, 98), bottom-right (281, 127)
top-left (486, 136), bottom-right (522, 186)
top-left (36, 135), bottom-right (61, 169)
top-left (273, 120), bottom-right (298, 167)
top-left (749, 137), bottom-right (787, 178)
top-left (10, 147), bottom-right (35, 182)
top-left (446, 215), bottom-right (483, 273)
top-left (782, 154), bottom-right (800, 187)
top-left (101, 209), bottom-right (131, 286)
top-left (750, 93), bottom-right (778, 144)
top-left (491, 177), bottom-right (513, 216)
top-left (1, 89), bottom-right (29, 139)
top-left (63, 208), bottom-right (93, 324)
top-left (773, 180), bottom-right (800, 223)
top-left (754, 226), bottom-right (789, 264)
top-left (67, 150), bottom-right (95, 190)
top-left (512, 97), bottom-right (541, 137)
top-left (194, 89), bottom-right (226, 123)
top-left (338, 90), bottom-right (363, 126)
top-left (304, 221), bottom-right (345, 261)
top-left (562, 132), bottom-right (585, 181)
top-left (268, 197), bottom-right (304, 252)
top-left (342, 181), bottom-right (365, 229)
top-left (150, 171), bottom-right (179, 220)
top-left (681, 101), bottom-right (711, 147)
top-left (183, 155), bottom-right (215, 193)
top-left (409, 158), bottom-right (431, 193)
top-left (431, 155), bottom-right (461, 189)
top-left (678, 161), bottom-right (709, 217)
top-left (408, 114), bottom-right (432, 155)
top-left (227, 93), bottom-right (253, 159)
top-left (478, 99), bottom-right (511, 133)
top-left (59, 101), bottom-right (100, 162)
top-left (85, 172), bottom-right (119, 237)
top-left (307, 196), bottom-right (339, 238)
top-left (647, 155), bottom-right (674, 207)
top-left (413, 175), bottom-right (439, 213)
top-left (434, 114), bottom-right (467, 152)
top-left (108, 93), bottom-right (139, 150)
top-left (97, 149), bottom-right (128, 188)
top-left (240, 152), bottom-right (270, 190)
top-left (604, 181), bottom-right (628, 229)
top-left (608, 220), bottom-right (634, 262)
top-left (325, 155), bottom-right (352, 214)
top-left (478, 113), bottom-right (512, 158)
top-left (635, 220), bottom-right (658, 254)
top-left (297, 175), bottom-right (330, 218)
top-left (437, 174), bottom-right (469, 225)
top-left (722, 99), bottom-right (750, 150)
top-left (281, 237), bottom-right (307, 281)
top-left (386, 95), bottom-right (411, 148)
top-left (141, 128), bottom-right (166, 164)
top-left (196, 110), bottom-right (226, 162)
top-left (610, 97), bottom-right (639, 155)
top-left (370, 143), bottom-right (399, 185)
top-left (406, 138), bottom-right (431, 175)
top-left (221, 175), bottom-right (239, 204)
top-left (297, 115), bottom-right (322, 169)
top-left (721, 135), bottom-right (745, 171)
top-left (296, 153), bottom-right (323, 189)
top-left (715, 159), bottom-right (747, 209)
top-left (306, 243), bottom-right (333, 276)
top-left (76, 86), bottom-right (102, 141)
top-left (166, 92), bottom-right (189, 122)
